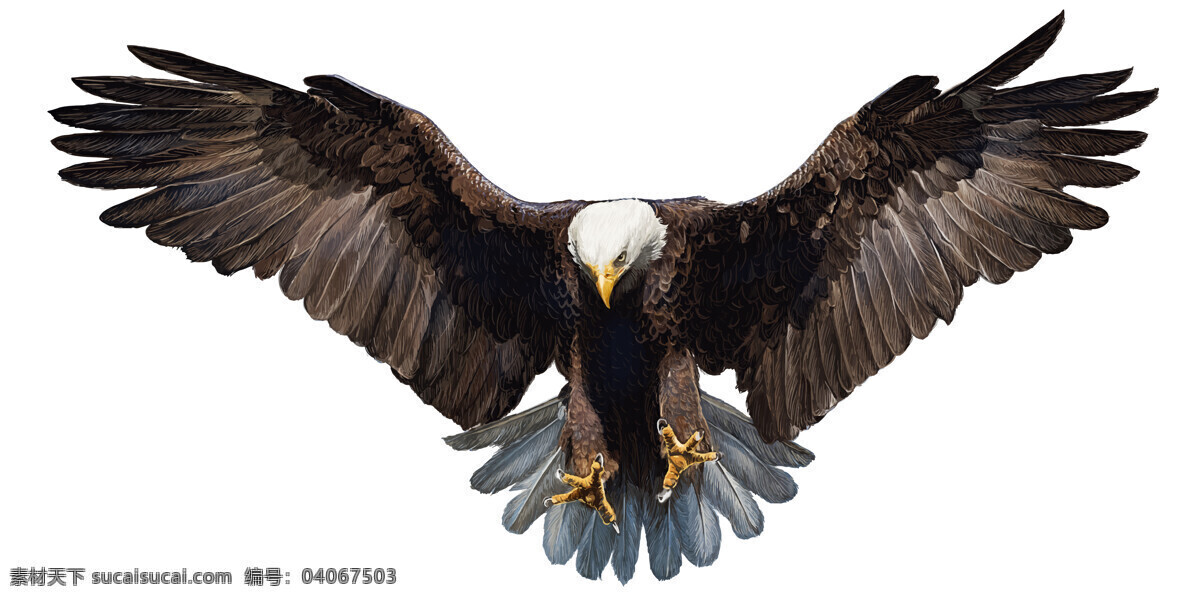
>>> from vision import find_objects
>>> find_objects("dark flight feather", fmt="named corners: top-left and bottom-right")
top-left (71, 75), bottom-right (253, 106)
top-left (993, 69), bottom-right (1132, 105)
top-left (51, 104), bottom-right (260, 131)
top-left (946, 11), bottom-right (1064, 94)
top-left (53, 131), bottom-right (196, 158)
top-left (126, 45), bottom-right (287, 94)
top-left (1031, 128), bottom-right (1147, 156)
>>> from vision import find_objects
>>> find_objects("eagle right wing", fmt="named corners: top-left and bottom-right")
top-left (52, 46), bottom-right (584, 429)
top-left (684, 13), bottom-right (1156, 442)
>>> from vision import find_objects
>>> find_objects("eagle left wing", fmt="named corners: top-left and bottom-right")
top-left (52, 47), bottom-right (582, 429)
top-left (683, 13), bottom-right (1156, 442)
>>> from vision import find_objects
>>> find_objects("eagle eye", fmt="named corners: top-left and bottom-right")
top-left (615, 251), bottom-right (627, 266)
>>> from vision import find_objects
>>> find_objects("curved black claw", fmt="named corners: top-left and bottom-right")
top-left (543, 497), bottom-right (553, 508)
top-left (555, 468), bottom-right (566, 480)
top-left (595, 453), bottom-right (604, 467)
top-left (656, 488), bottom-right (673, 503)
top-left (612, 522), bottom-right (621, 535)
top-left (656, 418), bottom-right (668, 434)
top-left (714, 451), bottom-right (724, 462)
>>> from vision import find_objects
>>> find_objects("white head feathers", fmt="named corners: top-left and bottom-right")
top-left (568, 199), bottom-right (667, 272)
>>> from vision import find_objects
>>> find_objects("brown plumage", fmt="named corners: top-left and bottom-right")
top-left (51, 12), bottom-right (1154, 581)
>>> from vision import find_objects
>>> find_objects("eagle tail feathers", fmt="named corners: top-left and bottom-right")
top-left (446, 388), bottom-right (814, 581)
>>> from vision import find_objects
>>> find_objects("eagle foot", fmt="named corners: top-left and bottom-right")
top-left (543, 453), bottom-right (619, 533)
top-left (656, 419), bottom-right (720, 504)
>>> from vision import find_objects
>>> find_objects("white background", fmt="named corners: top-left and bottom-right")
top-left (2, 1), bottom-right (1197, 598)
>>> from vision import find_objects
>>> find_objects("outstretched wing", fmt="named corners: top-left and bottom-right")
top-left (52, 47), bottom-right (583, 429)
top-left (684, 13), bottom-right (1156, 442)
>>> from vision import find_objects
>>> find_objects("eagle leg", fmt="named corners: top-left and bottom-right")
top-left (543, 453), bottom-right (619, 533)
top-left (656, 419), bottom-right (721, 503)
top-left (656, 348), bottom-right (721, 503)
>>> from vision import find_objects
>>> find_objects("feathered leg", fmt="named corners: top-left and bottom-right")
top-left (656, 348), bottom-right (721, 503)
top-left (546, 345), bottom-right (620, 531)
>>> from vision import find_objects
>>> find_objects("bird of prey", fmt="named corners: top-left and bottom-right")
top-left (51, 12), bottom-right (1154, 582)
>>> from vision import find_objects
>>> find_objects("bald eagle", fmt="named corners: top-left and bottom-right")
top-left (51, 12), bottom-right (1154, 581)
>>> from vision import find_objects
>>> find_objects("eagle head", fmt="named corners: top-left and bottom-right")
top-left (567, 199), bottom-right (667, 308)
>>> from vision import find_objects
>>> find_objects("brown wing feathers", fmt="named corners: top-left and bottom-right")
top-left (52, 46), bottom-right (577, 429)
top-left (53, 18), bottom-right (1154, 445)
top-left (700, 12), bottom-right (1155, 442)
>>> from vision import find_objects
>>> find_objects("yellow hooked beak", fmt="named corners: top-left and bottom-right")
top-left (587, 261), bottom-right (624, 308)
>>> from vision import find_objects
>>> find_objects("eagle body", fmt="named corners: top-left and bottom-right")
top-left (51, 13), bottom-right (1155, 581)
top-left (569, 259), bottom-right (664, 482)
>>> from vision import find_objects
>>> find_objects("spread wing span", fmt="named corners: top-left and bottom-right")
top-left (687, 12), bottom-right (1156, 441)
top-left (52, 47), bottom-right (582, 429)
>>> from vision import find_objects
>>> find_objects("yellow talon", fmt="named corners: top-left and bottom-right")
top-left (543, 453), bottom-right (619, 532)
top-left (656, 419), bottom-right (720, 503)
